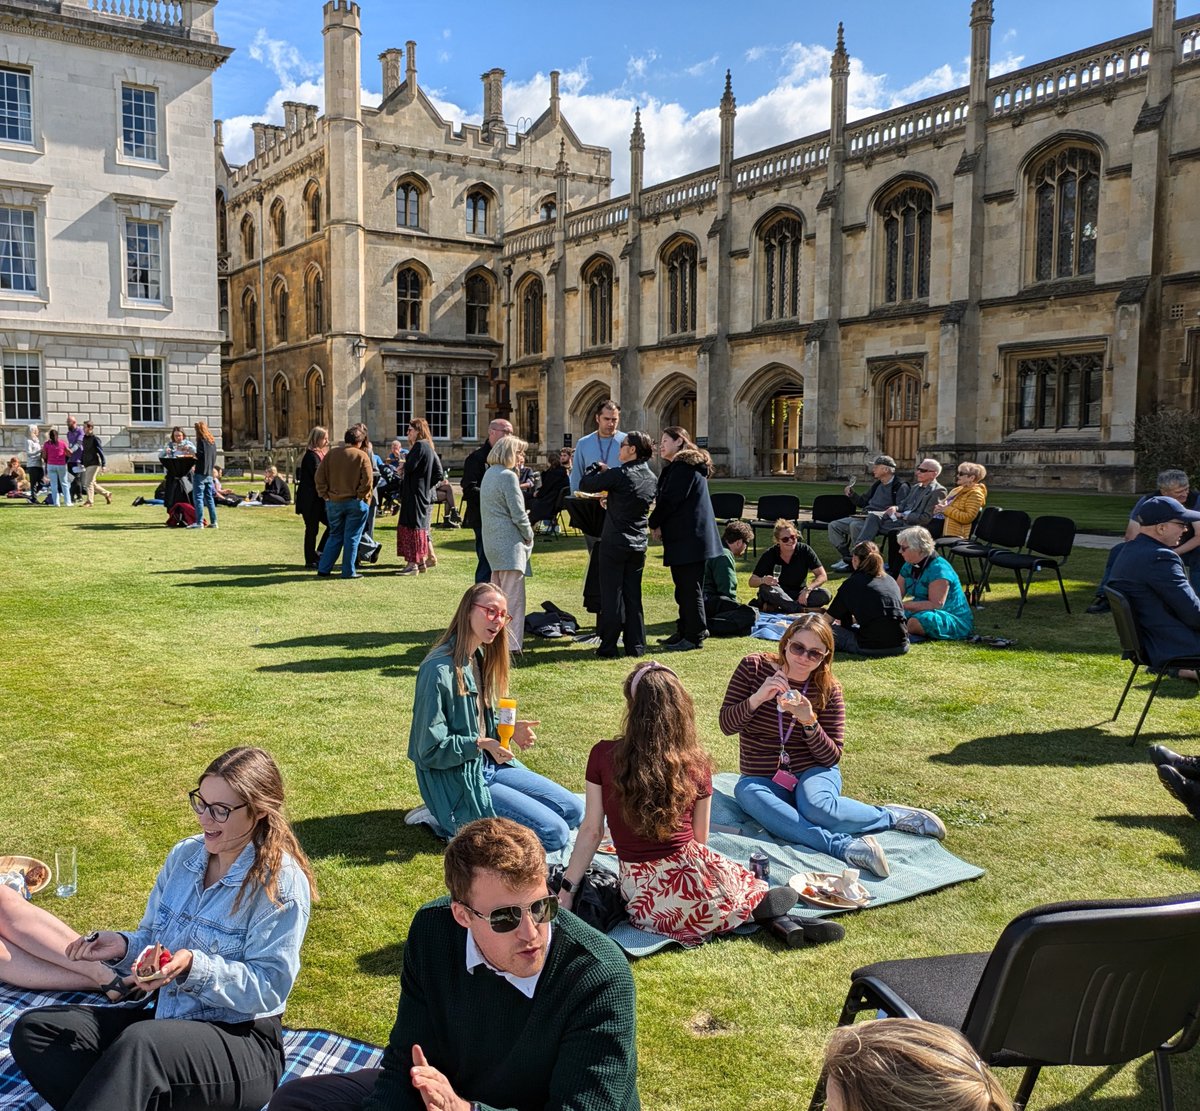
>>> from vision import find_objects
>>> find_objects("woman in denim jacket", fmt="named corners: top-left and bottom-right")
top-left (6, 747), bottom-right (316, 1111)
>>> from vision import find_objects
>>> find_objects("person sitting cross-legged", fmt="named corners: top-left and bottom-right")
top-left (266, 817), bottom-right (640, 1111)
top-left (827, 541), bottom-right (909, 657)
top-left (749, 519), bottom-right (831, 614)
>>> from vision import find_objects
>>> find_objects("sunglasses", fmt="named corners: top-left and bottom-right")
top-left (916, 466), bottom-right (937, 473)
top-left (473, 602), bottom-right (513, 625)
top-left (458, 894), bottom-right (559, 933)
top-left (778, 534), bottom-right (798, 544)
top-left (786, 643), bottom-right (827, 663)
top-left (189, 789), bottom-right (249, 824)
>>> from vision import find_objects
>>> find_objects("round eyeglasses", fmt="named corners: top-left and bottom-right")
top-left (189, 790), bottom-right (249, 824)
top-left (458, 894), bottom-right (559, 933)
top-left (473, 602), bottom-right (513, 625)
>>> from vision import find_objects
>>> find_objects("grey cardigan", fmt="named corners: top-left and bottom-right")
top-left (480, 464), bottom-right (534, 574)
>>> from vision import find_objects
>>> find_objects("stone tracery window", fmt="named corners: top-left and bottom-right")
top-left (396, 266), bottom-right (422, 331)
top-left (584, 257), bottom-right (613, 346)
top-left (397, 181), bottom-right (422, 229)
top-left (243, 378), bottom-right (259, 441)
top-left (272, 278), bottom-right (288, 344)
top-left (242, 288), bottom-right (258, 350)
top-left (1013, 347), bottom-right (1103, 431)
top-left (269, 198), bottom-right (286, 249)
top-left (466, 189), bottom-right (490, 235)
top-left (663, 239), bottom-right (697, 335)
top-left (1030, 146), bottom-right (1099, 282)
top-left (240, 215), bottom-right (255, 260)
top-left (465, 272), bottom-right (492, 337)
top-left (760, 213), bottom-right (802, 320)
top-left (305, 267), bottom-right (324, 336)
top-left (272, 374), bottom-right (290, 442)
top-left (304, 183), bottom-right (321, 234)
top-left (306, 367), bottom-right (325, 428)
top-left (880, 185), bottom-right (931, 303)
top-left (519, 275), bottom-right (544, 356)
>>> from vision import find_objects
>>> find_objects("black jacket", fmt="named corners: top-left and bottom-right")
top-left (295, 447), bottom-right (326, 520)
top-left (193, 438), bottom-right (216, 478)
top-left (81, 433), bottom-right (105, 468)
top-left (828, 570), bottom-right (908, 650)
top-left (647, 449), bottom-right (722, 566)
top-left (399, 439), bottom-right (442, 530)
top-left (579, 461), bottom-right (657, 551)
top-left (461, 442), bottom-right (491, 530)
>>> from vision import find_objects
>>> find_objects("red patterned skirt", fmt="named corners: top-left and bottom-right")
top-left (397, 525), bottom-right (430, 563)
top-left (618, 840), bottom-right (768, 945)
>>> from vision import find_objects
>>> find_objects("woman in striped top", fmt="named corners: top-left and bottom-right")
top-left (720, 613), bottom-right (946, 878)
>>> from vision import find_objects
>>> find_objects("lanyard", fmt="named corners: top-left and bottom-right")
top-left (598, 435), bottom-right (615, 466)
top-left (776, 679), bottom-right (810, 768)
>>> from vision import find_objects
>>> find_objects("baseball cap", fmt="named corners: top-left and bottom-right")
top-left (1133, 495), bottom-right (1200, 526)
top-left (871, 454), bottom-right (897, 469)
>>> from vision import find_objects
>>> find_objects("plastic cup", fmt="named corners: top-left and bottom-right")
top-left (55, 846), bottom-right (77, 898)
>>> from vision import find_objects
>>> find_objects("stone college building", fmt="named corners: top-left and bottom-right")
top-left (217, 0), bottom-right (1200, 490)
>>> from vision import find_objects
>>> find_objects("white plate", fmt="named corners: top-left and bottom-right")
top-left (0, 855), bottom-right (52, 895)
top-left (788, 871), bottom-right (870, 909)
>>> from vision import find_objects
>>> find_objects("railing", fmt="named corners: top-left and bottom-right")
top-left (641, 173), bottom-right (718, 217)
top-left (989, 30), bottom-right (1156, 116)
top-left (566, 199), bottom-right (629, 240)
top-left (502, 225), bottom-right (554, 257)
top-left (847, 94), bottom-right (969, 158)
top-left (85, 0), bottom-right (184, 28)
top-left (734, 136), bottom-right (829, 191)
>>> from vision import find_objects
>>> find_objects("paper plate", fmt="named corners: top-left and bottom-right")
top-left (788, 871), bottom-right (870, 909)
top-left (0, 855), bottom-right (52, 895)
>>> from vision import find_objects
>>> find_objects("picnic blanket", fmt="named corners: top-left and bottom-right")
top-left (0, 984), bottom-right (383, 1111)
top-left (568, 773), bottom-right (985, 956)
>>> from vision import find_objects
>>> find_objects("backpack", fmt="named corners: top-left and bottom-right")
top-left (167, 501), bottom-right (196, 528)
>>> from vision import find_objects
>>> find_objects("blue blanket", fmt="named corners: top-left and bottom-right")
top-left (0, 984), bottom-right (383, 1111)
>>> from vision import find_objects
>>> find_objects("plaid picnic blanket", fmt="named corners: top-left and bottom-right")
top-left (0, 984), bottom-right (383, 1110)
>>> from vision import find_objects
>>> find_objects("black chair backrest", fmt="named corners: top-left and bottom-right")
top-left (985, 509), bottom-right (1032, 551)
top-left (961, 504), bottom-right (1001, 546)
top-left (963, 892), bottom-right (1200, 1067)
top-left (756, 493), bottom-right (801, 522)
top-left (1104, 587), bottom-right (1145, 663)
top-left (809, 493), bottom-right (856, 525)
top-left (1025, 515), bottom-right (1076, 558)
top-left (711, 492), bottom-right (746, 520)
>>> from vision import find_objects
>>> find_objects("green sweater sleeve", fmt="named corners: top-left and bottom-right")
top-left (703, 549), bottom-right (737, 601)
top-left (408, 656), bottom-right (480, 770)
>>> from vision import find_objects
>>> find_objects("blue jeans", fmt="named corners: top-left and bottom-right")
top-left (319, 499), bottom-right (369, 577)
top-left (734, 766), bottom-right (893, 860)
top-left (47, 464), bottom-right (71, 506)
top-left (192, 475), bottom-right (217, 526)
top-left (481, 759), bottom-right (583, 851)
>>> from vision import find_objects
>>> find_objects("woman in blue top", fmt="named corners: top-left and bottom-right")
top-left (408, 582), bottom-right (582, 851)
top-left (895, 526), bottom-right (974, 640)
top-left (8, 747), bottom-right (316, 1111)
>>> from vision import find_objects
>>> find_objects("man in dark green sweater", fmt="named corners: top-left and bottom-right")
top-left (268, 818), bottom-right (639, 1111)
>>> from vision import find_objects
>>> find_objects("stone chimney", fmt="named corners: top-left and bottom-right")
top-left (380, 49), bottom-right (402, 97)
top-left (406, 40), bottom-right (417, 91)
top-left (282, 101), bottom-right (317, 133)
top-left (251, 122), bottom-right (286, 155)
top-left (481, 67), bottom-right (505, 138)
top-left (213, 118), bottom-right (224, 151)
top-left (550, 70), bottom-right (561, 123)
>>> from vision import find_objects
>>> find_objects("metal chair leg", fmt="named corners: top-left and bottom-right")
top-left (1014, 569), bottom-right (1030, 618)
top-left (1013, 1064), bottom-right (1041, 1111)
top-left (807, 1067), bottom-right (829, 1111)
top-left (1154, 1048), bottom-right (1175, 1111)
top-left (1056, 567), bottom-right (1070, 613)
top-left (1114, 661), bottom-right (1140, 721)
top-left (1133, 668), bottom-right (1169, 743)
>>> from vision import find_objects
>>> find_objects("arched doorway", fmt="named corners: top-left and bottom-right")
top-left (757, 386), bottom-right (804, 475)
top-left (569, 381), bottom-right (612, 443)
top-left (645, 372), bottom-right (697, 439)
top-left (877, 365), bottom-right (922, 467)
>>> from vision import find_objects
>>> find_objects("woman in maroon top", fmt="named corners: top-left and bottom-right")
top-left (559, 662), bottom-right (798, 945)
top-left (721, 613), bottom-right (946, 878)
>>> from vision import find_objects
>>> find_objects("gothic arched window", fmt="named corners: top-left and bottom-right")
top-left (397, 181), bottom-right (422, 229)
top-left (466, 189), bottom-right (490, 235)
top-left (269, 198), bottom-right (286, 249)
top-left (584, 258), bottom-right (613, 346)
top-left (305, 268), bottom-right (324, 336)
top-left (304, 183), bottom-right (321, 234)
top-left (242, 288), bottom-right (258, 350)
top-left (663, 240), bottom-right (697, 335)
top-left (243, 379), bottom-right (259, 441)
top-left (519, 276), bottom-right (544, 356)
top-left (1030, 146), bottom-right (1100, 282)
top-left (880, 185), bottom-right (932, 303)
top-left (465, 272), bottom-right (492, 337)
top-left (760, 213), bottom-right (802, 320)
top-left (240, 215), bottom-right (255, 260)
top-left (306, 367), bottom-right (325, 429)
top-left (397, 267), bottom-right (423, 331)
top-left (272, 374), bottom-right (289, 442)
top-left (272, 278), bottom-right (288, 344)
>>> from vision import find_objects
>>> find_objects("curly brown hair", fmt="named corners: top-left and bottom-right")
top-left (610, 663), bottom-right (714, 842)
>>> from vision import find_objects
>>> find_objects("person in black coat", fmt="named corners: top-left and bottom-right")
top-left (295, 426), bottom-right (330, 568)
top-left (578, 432), bottom-right (658, 658)
top-left (648, 427), bottom-right (722, 652)
top-left (462, 418), bottom-right (513, 583)
top-left (528, 447), bottom-right (572, 530)
top-left (251, 467), bottom-right (291, 505)
top-left (396, 418), bottom-right (443, 574)
top-left (827, 540), bottom-right (909, 657)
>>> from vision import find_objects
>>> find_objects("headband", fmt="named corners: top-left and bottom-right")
top-left (629, 660), bottom-right (677, 698)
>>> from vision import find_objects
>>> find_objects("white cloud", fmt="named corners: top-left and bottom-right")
top-left (685, 54), bottom-right (720, 78)
top-left (626, 50), bottom-right (659, 81)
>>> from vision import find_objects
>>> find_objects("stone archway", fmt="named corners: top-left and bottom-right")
top-left (733, 364), bottom-right (806, 477)
top-left (568, 380), bottom-right (611, 444)
top-left (644, 372), bottom-right (697, 438)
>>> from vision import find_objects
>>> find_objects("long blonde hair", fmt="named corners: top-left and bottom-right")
top-left (200, 747), bottom-right (317, 910)
top-left (428, 583), bottom-right (511, 706)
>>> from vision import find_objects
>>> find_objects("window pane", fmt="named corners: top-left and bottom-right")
top-left (3, 351), bottom-right (41, 421)
top-left (395, 373), bottom-right (413, 434)
top-left (1034, 181), bottom-right (1055, 282)
top-left (130, 356), bottom-right (164, 423)
top-left (1078, 171), bottom-right (1099, 276)
top-left (1039, 367), bottom-right (1057, 429)
top-left (1055, 171), bottom-right (1078, 279)
top-left (1084, 362), bottom-right (1102, 427)
top-left (884, 216), bottom-right (898, 302)
top-left (1018, 369), bottom-right (1036, 429)
top-left (0, 68), bottom-right (32, 144)
top-left (466, 275), bottom-right (490, 336)
top-left (460, 376), bottom-right (477, 438)
top-left (426, 374), bottom-right (449, 438)
top-left (0, 207), bottom-right (37, 292)
top-left (122, 85), bottom-right (158, 161)
top-left (125, 220), bottom-right (161, 300)
top-left (902, 206), bottom-right (916, 300)
top-left (1061, 365), bottom-right (1081, 427)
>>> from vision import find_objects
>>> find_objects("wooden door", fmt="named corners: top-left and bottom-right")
top-left (881, 370), bottom-right (921, 466)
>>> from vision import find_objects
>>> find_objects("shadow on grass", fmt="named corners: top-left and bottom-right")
top-left (928, 725), bottom-right (1166, 767)
top-left (357, 940), bottom-right (406, 977)
top-left (71, 522), bottom-right (170, 530)
top-left (1098, 812), bottom-right (1200, 870)
top-left (1029, 1053), bottom-right (1200, 1109)
top-left (252, 632), bottom-right (434, 675)
top-left (293, 808), bottom-right (443, 867)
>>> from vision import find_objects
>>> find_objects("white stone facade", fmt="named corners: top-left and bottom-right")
top-left (0, 0), bottom-right (229, 470)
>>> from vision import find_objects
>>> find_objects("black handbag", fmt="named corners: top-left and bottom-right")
top-left (547, 864), bottom-right (627, 933)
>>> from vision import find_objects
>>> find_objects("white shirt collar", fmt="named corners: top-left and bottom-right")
top-left (463, 924), bottom-right (551, 999)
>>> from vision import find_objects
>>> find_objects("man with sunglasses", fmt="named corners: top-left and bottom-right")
top-left (268, 818), bottom-right (639, 1111)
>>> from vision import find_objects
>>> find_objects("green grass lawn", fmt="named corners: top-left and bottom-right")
top-left (2, 497), bottom-right (1197, 1110)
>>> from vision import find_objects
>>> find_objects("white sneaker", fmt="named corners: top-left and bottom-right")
top-left (829, 559), bottom-right (850, 572)
top-left (882, 804), bottom-right (946, 840)
top-left (844, 835), bottom-right (890, 878)
top-left (186, 523), bottom-right (203, 529)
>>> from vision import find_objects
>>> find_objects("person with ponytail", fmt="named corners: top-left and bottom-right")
top-left (9, 747), bottom-right (316, 1111)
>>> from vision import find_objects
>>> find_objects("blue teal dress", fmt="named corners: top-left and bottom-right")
top-left (901, 554), bottom-right (973, 640)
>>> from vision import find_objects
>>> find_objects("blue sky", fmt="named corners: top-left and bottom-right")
top-left (213, 0), bottom-right (1200, 191)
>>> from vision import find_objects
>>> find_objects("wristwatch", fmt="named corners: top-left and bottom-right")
top-left (559, 876), bottom-right (576, 894)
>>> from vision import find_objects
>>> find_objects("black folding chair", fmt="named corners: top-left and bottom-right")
top-left (1106, 586), bottom-right (1200, 743)
top-left (983, 514), bottom-right (1076, 617)
top-left (954, 508), bottom-right (1030, 606)
top-left (750, 493), bottom-right (801, 555)
top-left (808, 892), bottom-right (1200, 1111)
top-left (800, 493), bottom-right (857, 549)
top-left (710, 492), bottom-right (746, 525)
top-left (934, 501), bottom-right (986, 557)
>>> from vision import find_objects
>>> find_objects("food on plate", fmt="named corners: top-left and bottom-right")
top-left (22, 862), bottom-right (48, 890)
top-left (132, 943), bottom-right (173, 982)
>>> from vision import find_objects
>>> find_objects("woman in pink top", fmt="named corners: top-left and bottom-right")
top-left (40, 428), bottom-right (72, 507)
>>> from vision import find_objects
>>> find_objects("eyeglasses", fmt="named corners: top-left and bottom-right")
top-left (778, 534), bottom-right (798, 544)
top-left (786, 643), bottom-right (827, 663)
top-left (473, 602), bottom-right (513, 625)
top-left (189, 789), bottom-right (249, 824)
top-left (916, 466), bottom-right (936, 473)
top-left (458, 894), bottom-right (559, 933)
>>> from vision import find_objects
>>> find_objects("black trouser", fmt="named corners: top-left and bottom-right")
top-left (669, 560), bottom-right (707, 643)
top-left (301, 506), bottom-right (329, 566)
top-left (27, 464), bottom-right (44, 493)
top-left (11, 1004), bottom-right (283, 1111)
top-left (269, 1068), bottom-right (383, 1110)
top-left (597, 545), bottom-right (646, 655)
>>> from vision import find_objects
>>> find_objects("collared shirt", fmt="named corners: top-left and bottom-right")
top-left (464, 922), bottom-right (552, 999)
top-left (117, 835), bottom-right (311, 1023)
top-left (569, 430), bottom-right (628, 491)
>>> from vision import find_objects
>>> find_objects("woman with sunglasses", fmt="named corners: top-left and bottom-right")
top-left (9, 747), bottom-right (316, 1111)
top-left (895, 526), bottom-right (974, 640)
top-left (748, 519), bottom-right (830, 613)
top-left (559, 661), bottom-right (804, 945)
top-left (930, 462), bottom-right (988, 541)
top-left (408, 583), bottom-right (582, 851)
top-left (720, 613), bottom-right (945, 878)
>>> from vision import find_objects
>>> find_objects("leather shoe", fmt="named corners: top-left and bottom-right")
top-left (1150, 745), bottom-right (1200, 781)
top-left (662, 638), bottom-right (701, 652)
top-left (1157, 765), bottom-right (1200, 819)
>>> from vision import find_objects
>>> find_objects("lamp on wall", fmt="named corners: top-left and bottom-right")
top-left (351, 337), bottom-right (368, 360)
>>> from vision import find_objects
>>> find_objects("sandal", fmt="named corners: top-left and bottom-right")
top-left (101, 972), bottom-right (147, 1003)
top-left (397, 564), bottom-right (420, 576)
top-left (425, 553), bottom-right (437, 567)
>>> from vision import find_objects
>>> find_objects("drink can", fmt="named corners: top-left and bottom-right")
top-left (749, 850), bottom-right (770, 882)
